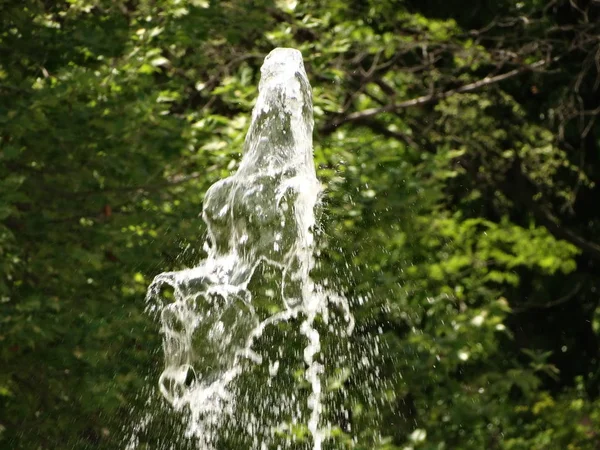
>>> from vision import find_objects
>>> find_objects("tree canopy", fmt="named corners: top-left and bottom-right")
top-left (1, 0), bottom-right (600, 448)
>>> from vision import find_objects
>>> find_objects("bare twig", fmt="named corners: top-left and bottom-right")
top-left (321, 58), bottom-right (554, 133)
top-left (507, 163), bottom-right (600, 262)
top-left (513, 282), bottom-right (583, 313)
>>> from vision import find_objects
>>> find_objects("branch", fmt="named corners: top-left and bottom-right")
top-left (513, 282), bottom-right (583, 313)
top-left (356, 118), bottom-right (419, 148)
top-left (524, 196), bottom-right (600, 262)
top-left (508, 163), bottom-right (600, 263)
top-left (3, 171), bottom-right (209, 229)
top-left (50, 170), bottom-right (207, 199)
top-left (320, 59), bottom-right (553, 133)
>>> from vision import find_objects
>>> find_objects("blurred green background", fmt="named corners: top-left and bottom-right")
top-left (1, 0), bottom-right (600, 448)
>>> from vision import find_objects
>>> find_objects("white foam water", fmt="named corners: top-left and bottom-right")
top-left (144, 48), bottom-right (353, 449)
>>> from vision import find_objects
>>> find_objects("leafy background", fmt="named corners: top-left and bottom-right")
top-left (1, 0), bottom-right (600, 448)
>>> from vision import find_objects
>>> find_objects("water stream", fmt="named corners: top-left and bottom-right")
top-left (143, 48), bottom-right (353, 449)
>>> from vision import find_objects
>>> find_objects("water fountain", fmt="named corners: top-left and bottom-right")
top-left (142, 48), bottom-right (354, 449)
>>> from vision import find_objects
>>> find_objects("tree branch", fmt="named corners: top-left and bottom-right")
top-left (508, 162), bottom-right (600, 263)
top-left (523, 195), bottom-right (600, 262)
top-left (513, 282), bottom-right (583, 313)
top-left (320, 59), bottom-right (553, 133)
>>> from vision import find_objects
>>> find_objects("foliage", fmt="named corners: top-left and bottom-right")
top-left (1, 0), bottom-right (600, 448)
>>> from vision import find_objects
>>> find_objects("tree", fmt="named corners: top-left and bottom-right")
top-left (1, 0), bottom-right (600, 448)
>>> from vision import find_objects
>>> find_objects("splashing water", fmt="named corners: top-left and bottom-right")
top-left (145, 48), bottom-right (353, 449)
